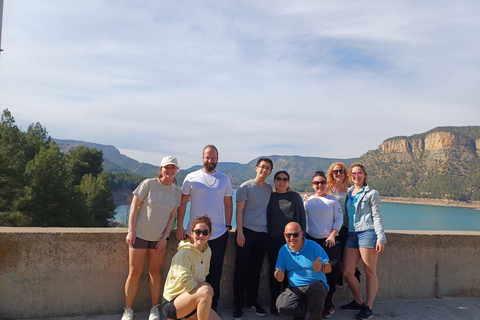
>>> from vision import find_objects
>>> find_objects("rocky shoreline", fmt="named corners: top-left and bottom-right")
top-left (381, 196), bottom-right (480, 210)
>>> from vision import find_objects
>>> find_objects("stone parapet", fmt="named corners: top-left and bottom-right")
top-left (1, 228), bottom-right (479, 318)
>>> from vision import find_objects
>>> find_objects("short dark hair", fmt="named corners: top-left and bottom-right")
top-left (312, 170), bottom-right (326, 180)
top-left (274, 170), bottom-right (290, 180)
top-left (256, 157), bottom-right (273, 170)
top-left (203, 145), bottom-right (219, 156)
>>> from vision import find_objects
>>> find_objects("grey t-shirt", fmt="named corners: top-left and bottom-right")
top-left (236, 180), bottom-right (272, 233)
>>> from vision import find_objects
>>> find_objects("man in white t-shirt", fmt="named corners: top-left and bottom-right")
top-left (176, 145), bottom-right (234, 311)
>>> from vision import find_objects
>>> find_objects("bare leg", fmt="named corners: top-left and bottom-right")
top-left (125, 248), bottom-right (148, 308)
top-left (359, 247), bottom-right (378, 308)
top-left (342, 247), bottom-right (363, 304)
top-left (174, 283), bottom-right (217, 320)
top-left (148, 248), bottom-right (166, 307)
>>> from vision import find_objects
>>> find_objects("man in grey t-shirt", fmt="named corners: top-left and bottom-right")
top-left (233, 158), bottom-right (273, 320)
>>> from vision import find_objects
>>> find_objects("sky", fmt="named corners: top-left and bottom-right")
top-left (1, 1), bottom-right (479, 169)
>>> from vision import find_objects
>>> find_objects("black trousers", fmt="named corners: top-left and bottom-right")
top-left (206, 230), bottom-right (229, 310)
top-left (233, 228), bottom-right (267, 308)
top-left (267, 235), bottom-right (289, 309)
top-left (306, 233), bottom-right (342, 298)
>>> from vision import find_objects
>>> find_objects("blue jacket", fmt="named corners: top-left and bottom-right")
top-left (347, 186), bottom-right (387, 244)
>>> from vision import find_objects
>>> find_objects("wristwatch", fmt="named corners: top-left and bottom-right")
top-left (163, 236), bottom-right (169, 241)
top-left (321, 262), bottom-right (325, 271)
top-left (226, 225), bottom-right (233, 231)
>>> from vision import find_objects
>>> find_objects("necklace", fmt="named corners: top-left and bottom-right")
top-left (203, 171), bottom-right (217, 186)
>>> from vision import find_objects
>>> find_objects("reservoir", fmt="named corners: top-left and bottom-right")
top-left (114, 196), bottom-right (480, 232)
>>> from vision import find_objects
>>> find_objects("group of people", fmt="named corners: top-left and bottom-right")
top-left (121, 145), bottom-right (387, 320)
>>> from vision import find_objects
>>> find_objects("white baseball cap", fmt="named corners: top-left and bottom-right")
top-left (160, 156), bottom-right (179, 169)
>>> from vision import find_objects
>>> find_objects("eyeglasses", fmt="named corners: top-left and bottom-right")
top-left (284, 232), bottom-right (301, 238)
top-left (350, 172), bottom-right (364, 176)
top-left (312, 180), bottom-right (327, 186)
top-left (275, 177), bottom-right (289, 182)
top-left (332, 169), bottom-right (343, 175)
top-left (257, 165), bottom-right (272, 171)
top-left (193, 229), bottom-right (210, 236)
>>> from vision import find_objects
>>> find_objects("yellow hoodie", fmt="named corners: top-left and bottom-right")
top-left (163, 240), bottom-right (211, 301)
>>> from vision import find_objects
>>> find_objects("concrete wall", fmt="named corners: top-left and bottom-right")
top-left (1, 228), bottom-right (479, 319)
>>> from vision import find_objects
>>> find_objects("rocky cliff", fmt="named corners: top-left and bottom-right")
top-left (379, 131), bottom-right (476, 154)
top-left (360, 126), bottom-right (480, 201)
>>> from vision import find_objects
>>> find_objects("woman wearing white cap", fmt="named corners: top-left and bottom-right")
top-left (121, 156), bottom-right (182, 320)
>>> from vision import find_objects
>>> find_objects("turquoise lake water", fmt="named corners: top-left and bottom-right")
top-left (114, 195), bottom-right (480, 232)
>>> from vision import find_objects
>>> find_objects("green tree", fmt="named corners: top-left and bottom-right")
top-left (23, 144), bottom-right (85, 226)
top-left (0, 109), bottom-right (27, 215)
top-left (66, 145), bottom-right (104, 185)
top-left (80, 173), bottom-right (116, 226)
top-left (24, 122), bottom-right (52, 160)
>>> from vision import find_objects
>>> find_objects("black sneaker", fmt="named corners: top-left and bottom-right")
top-left (355, 306), bottom-right (373, 319)
top-left (246, 302), bottom-right (268, 317)
top-left (322, 310), bottom-right (332, 318)
top-left (341, 300), bottom-right (363, 312)
top-left (232, 307), bottom-right (243, 320)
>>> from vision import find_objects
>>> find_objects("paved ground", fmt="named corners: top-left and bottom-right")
top-left (28, 297), bottom-right (480, 320)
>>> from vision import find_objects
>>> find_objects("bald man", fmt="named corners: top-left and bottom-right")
top-left (274, 222), bottom-right (331, 320)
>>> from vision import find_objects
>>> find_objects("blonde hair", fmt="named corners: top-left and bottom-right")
top-left (326, 162), bottom-right (350, 189)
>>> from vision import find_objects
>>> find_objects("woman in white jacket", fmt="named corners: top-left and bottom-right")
top-left (161, 215), bottom-right (221, 320)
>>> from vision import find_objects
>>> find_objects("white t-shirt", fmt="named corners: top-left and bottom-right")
top-left (181, 169), bottom-right (234, 239)
top-left (133, 178), bottom-right (182, 241)
top-left (304, 194), bottom-right (343, 239)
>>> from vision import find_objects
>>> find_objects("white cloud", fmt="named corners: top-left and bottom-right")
top-left (1, 0), bottom-right (479, 168)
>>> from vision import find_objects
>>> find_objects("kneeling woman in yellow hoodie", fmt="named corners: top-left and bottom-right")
top-left (162, 215), bottom-right (221, 320)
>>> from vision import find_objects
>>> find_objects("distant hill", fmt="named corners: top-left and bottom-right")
top-left (56, 125), bottom-right (480, 203)
top-left (54, 139), bottom-right (356, 192)
top-left (361, 126), bottom-right (480, 201)
top-left (55, 139), bottom-right (160, 177)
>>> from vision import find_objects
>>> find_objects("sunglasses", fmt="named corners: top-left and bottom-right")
top-left (284, 232), bottom-right (301, 238)
top-left (275, 177), bottom-right (289, 182)
top-left (193, 229), bottom-right (210, 236)
top-left (332, 169), bottom-right (343, 175)
top-left (312, 180), bottom-right (327, 185)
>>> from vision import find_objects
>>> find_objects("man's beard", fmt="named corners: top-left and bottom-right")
top-left (204, 162), bottom-right (217, 172)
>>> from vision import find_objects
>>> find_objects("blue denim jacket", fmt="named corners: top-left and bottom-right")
top-left (347, 185), bottom-right (387, 244)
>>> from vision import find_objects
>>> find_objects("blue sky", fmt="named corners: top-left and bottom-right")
top-left (1, 1), bottom-right (479, 168)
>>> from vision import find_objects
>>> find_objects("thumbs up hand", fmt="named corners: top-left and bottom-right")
top-left (275, 267), bottom-right (285, 282)
top-left (312, 257), bottom-right (323, 272)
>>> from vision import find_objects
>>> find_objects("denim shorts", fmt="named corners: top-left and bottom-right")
top-left (345, 230), bottom-right (377, 249)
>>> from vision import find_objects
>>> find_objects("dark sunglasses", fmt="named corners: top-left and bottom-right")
top-left (332, 169), bottom-right (343, 175)
top-left (193, 229), bottom-right (210, 236)
top-left (285, 232), bottom-right (301, 238)
top-left (312, 180), bottom-right (327, 185)
top-left (275, 177), bottom-right (289, 182)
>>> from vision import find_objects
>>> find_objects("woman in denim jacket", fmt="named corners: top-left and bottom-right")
top-left (340, 163), bottom-right (386, 320)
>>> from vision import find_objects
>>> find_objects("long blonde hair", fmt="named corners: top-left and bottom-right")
top-left (326, 162), bottom-right (350, 189)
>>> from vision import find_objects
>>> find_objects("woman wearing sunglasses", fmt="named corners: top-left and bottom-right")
top-left (304, 171), bottom-right (343, 318)
top-left (161, 215), bottom-right (221, 320)
top-left (326, 162), bottom-right (362, 287)
top-left (122, 156), bottom-right (181, 320)
top-left (267, 170), bottom-right (306, 315)
top-left (341, 163), bottom-right (386, 320)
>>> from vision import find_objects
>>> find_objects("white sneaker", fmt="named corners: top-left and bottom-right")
top-left (149, 305), bottom-right (160, 320)
top-left (121, 306), bottom-right (134, 320)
